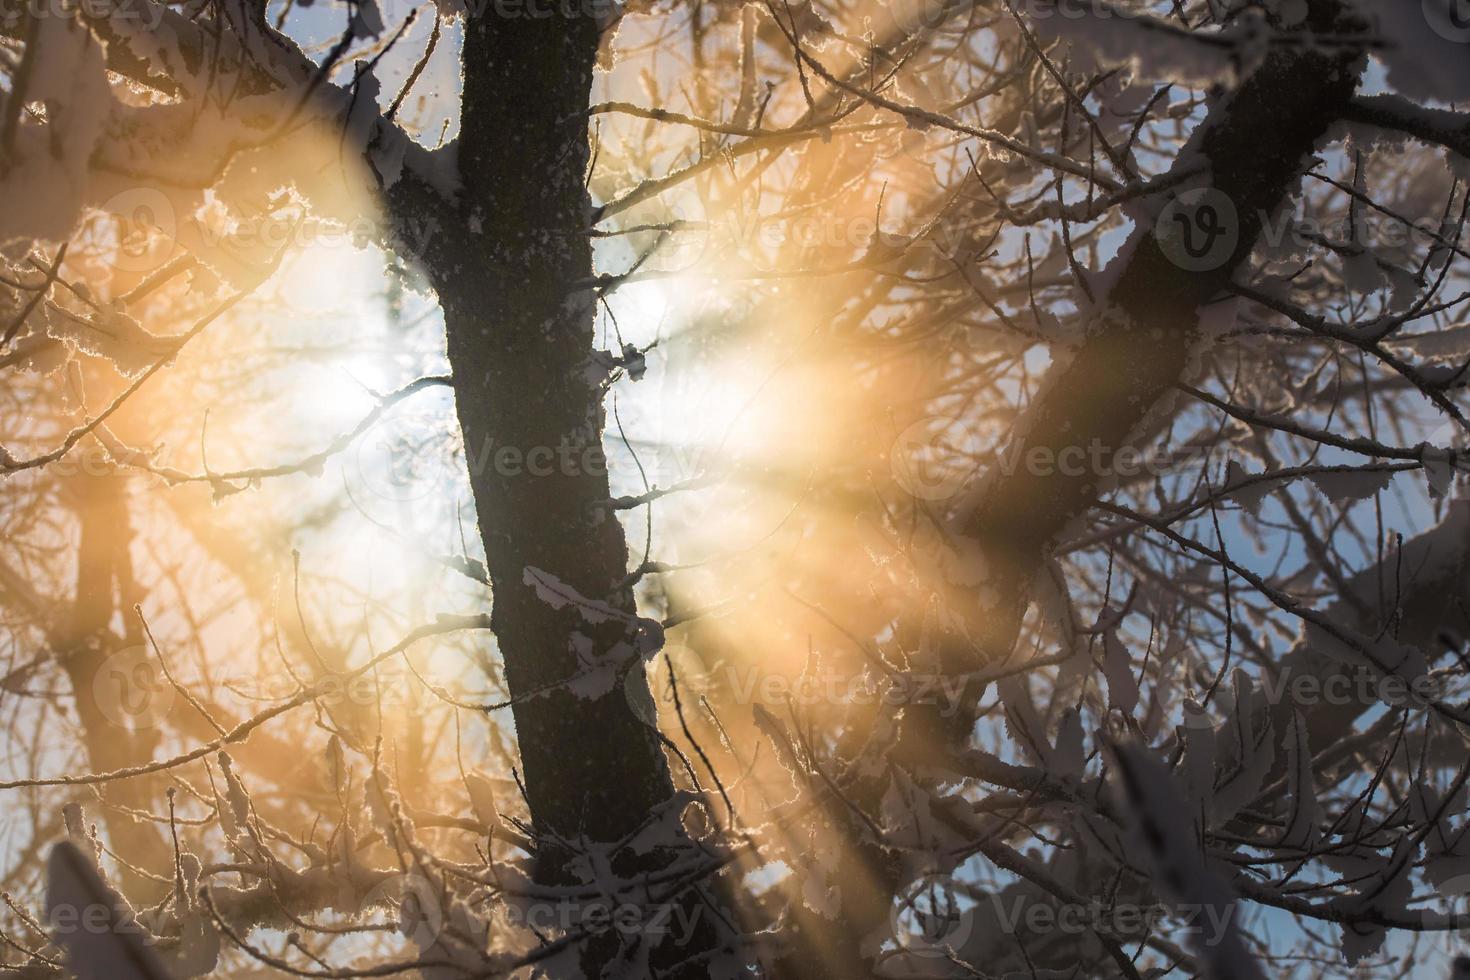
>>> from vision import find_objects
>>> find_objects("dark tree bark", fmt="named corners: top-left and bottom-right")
top-left (60, 469), bottom-right (169, 901)
top-left (397, 18), bottom-right (735, 973)
top-left (777, 2), bottom-right (1371, 976)
top-left (958, 1), bottom-right (1369, 665)
top-left (399, 0), bottom-right (680, 885)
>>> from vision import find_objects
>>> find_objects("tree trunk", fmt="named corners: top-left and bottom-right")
top-left (426, 5), bottom-right (673, 872)
top-left (778, 2), bottom-right (1369, 975)
top-left (60, 466), bottom-right (170, 901)
top-left (380, 16), bottom-right (734, 976)
top-left (957, 0), bottom-right (1368, 665)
